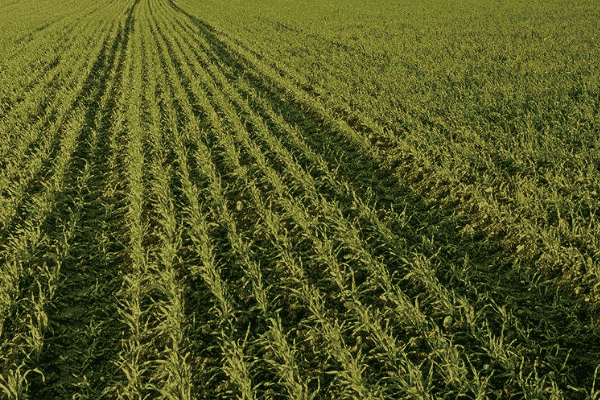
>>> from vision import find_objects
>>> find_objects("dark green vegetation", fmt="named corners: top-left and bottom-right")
top-left (1, 0), bottom-right (599, 398)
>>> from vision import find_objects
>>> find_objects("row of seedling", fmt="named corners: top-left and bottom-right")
top-left (0, 4), bottom-right (134, 397)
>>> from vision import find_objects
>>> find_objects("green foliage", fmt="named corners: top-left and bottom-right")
top-left (1, 0), bottom-right (599, 398)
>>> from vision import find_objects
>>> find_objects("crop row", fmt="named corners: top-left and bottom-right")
top-left (1, 0), bottom-right (599, 399)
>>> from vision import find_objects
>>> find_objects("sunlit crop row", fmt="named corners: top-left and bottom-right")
top-left (1, 0), bottom-right (598, 398)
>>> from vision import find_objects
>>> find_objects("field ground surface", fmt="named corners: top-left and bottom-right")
top-left (1, 0), bottom-right (600, 398)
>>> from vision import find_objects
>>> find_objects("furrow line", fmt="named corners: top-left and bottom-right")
top-left (0, 18), bottom-right (110, 202)
top-left (150, 6), bottom-right (265, 400)
top-left (161, 9), bottom-right (437, 395)
top-left (158, 4), bottom-right (522, 396)
top-left (0, 15), bottom-right (129, 397)
top-left (135, 2), bottom-right (195, 397)
top-left (26, 2), bottom-right (139, 399)
top-left (153, 0), bottom-right (273, 314)
top-left (155, 7), bottom-right (388, 398)
top-left (0, 1), bottom-right (109, 122)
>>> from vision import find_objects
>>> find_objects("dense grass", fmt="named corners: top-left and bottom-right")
top-left (1, 0), bottom-right (599, 399)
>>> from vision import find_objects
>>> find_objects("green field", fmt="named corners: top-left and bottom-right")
top-left (1, 0), bottom-right (599, 398)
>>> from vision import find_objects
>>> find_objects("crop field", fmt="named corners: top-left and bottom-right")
top-left (1, 0), bottom-right (600, 398)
